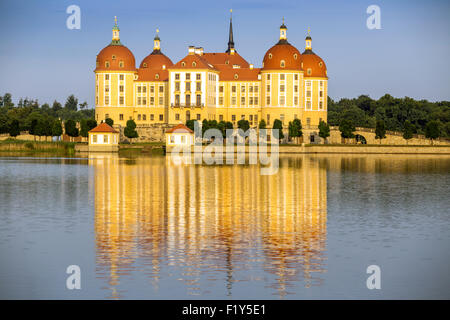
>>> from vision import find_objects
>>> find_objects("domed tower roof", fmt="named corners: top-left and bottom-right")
top-left (301, 29), bottom-right (327, 78)
top-left (95, 17), bottom-right (136, 72)
top-left (262, 20), bottom-right (302, 71)
top-left (137, 29), bottom-right (174, 81)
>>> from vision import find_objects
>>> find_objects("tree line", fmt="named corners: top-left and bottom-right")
top-left (328, 94), bottom-right (449, 138)
top-left (0, 93), bottom-right (96, 139)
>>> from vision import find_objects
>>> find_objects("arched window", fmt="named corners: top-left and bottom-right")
top-left (155, 73), bottom-right (160, 80)
top-left (105, 61), bottom-right (110, 68)
top-left (192, 62), bottom-right (197, 67)
top-left (181, 61), bottom-right (186, 67)
top-left (143, 63), bottom-right (148, 68)
top-left (319, 62), bottom-right (323, 67)
top-left (307, 68), bottom-right (312, 75)
top-left (234, 74), bottom-right (239, 80)
top-left (112, 55), bottom-right (116, 60)
top-left (280, 60), bottom-right (285, 68)
top-left (268, 53), bottom-right (272, 59)
top-left (119, 61), bottom-right (124, 68)
top-left (293, 53), bottom-right (298, 60)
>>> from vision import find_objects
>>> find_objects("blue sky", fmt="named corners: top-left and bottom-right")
top-left (0, 0), bottom-right (449, 107)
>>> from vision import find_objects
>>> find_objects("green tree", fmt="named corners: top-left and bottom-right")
top-left (64, 119), bottom-right (79, 141)
top-left (0, 114), bottom-right (9, 134)
top-left (272, 119), bottom-right (284, 142)
top-left (318, 120), bottom-right (330, 143)
top-left (186, 119), bottom-right (196, 132)
top-left (79, 102), bottom-right (88, 110)
top-left (64, 95), bottom-right (78, 111)
top-left (375, 120), bottom-right (386, 144)
top-left (258, 119), bottom-right (266, 129)
top-left (425, 120), bottom-right (440, 145)
top-left (402, 120), bottom-right (414, 144)
top-left (52, 120), bottom-right (63, 138)
top-left (237, 119), bottom-right (250, 132)
top-left (52, 100), bottom-right (62, 113)
top-left (80, 119), bottom-right (89, 137)
top-left (288, 119), bottom-right (302, 143)
top-left (201, 119), bottom-right (209, 135)
top-left (124, 119), bottom-right (138, 143)
top-left (9, 119), bottom-right (20, 137)
top-left (105, 118), bottom-right (114, 127)
top-left (339, 119), bottom-right (355, 141)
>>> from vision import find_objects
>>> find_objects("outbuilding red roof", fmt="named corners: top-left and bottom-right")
top-left (89, 122), bottom-right (118, 133)
top-left (166, 123), bottom-right (194, 134)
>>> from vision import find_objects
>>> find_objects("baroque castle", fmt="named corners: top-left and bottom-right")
top-left (94, 14), bottom-right (328, 141)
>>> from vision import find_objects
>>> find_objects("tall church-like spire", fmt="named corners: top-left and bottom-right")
top-left (226, 9), bottom-right (235, 54)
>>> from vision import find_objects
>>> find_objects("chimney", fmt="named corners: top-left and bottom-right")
top-left (194, 47), bottom-right (204, 55)
top-left (188, 46), bottom-right (195, 55)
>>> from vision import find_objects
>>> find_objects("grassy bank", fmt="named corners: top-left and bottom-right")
top-left (0, 139), bottom-right (76, 155)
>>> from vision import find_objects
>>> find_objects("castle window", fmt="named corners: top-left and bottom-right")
top-left (105, 74), bottom-right (109, 80)
top-left (186, 73), bottom-right (191, 80)
top-left (234, 74), bottom-right (238, 80)
top-left (280, 74), bottom-right (285, 80)
top-left (306, 101), bottom-right (311, 109)
top-left (219, 97), bottom-right (223, 105)
top-left (196, 95), bottom-right (201, 106)
top-left (197, 114), bottom-right (201, 120)
top-left (293, 53), bottom-right (298, 60)
top-left (138, 114), bottom-right (141, 121)
top-left (319, 62), bottom-right (323, 67)
top-left (241, 97), bottom-right (245, 105)
top-left (266, 96), bottom-right (270, 105)
top-left (119, 85), bottom-right (124, 92)
top-left (319, 101), bottom-right (323, 109)
top-left (112, 55), bottom-right (116, 60)
top-left (232, 115), bottom-right (236, 121)
top-left (175, 73), bottom-right (180, 80)
top-left (192, 62), bottom-right (197, 67)
top-left (119, 74), bottom-right (124, 81)
top-left (225, 60), bottom-right (229, 65)
top-left (150, 114), bottom-right (154, 120)
top-left (232, 86), bottom-right (236, 93)
top-left (241, 86), bottom-right (245, 93)
top-left (143, 63), bottom-right (148, 68)
top-left (279, 96), bottom-right (285, 105)
top-left (219, 86), bottom-right (224, 93)
top-left (280, 60), bottom-right (285, 68)
top-left (196, 73), bottom-right (201, 80)
top-left (150, 97), bottom-right (155, 105)
top-left (155, 73), bottom-right (159, 80)
top-left (119, 96), bottom-right (124, 105)
top-left (150, 86), bottom-right (154, 93)
top-left (175, 114), bottom-right (180, 120)
top-left (196, 82), bottom-right (201, 91)
top-left (119, 114), bottom-right (123, 120)
top-left (268, 53), bottom-right (272, 59)
top-left (181, 62), bottom-right (186, 67)
top-left (105, 61), bottom-right (110, 68)
top-left (159, 86), bottom-right (164, 93)
top-left (280, 85), bottom-right (285, 92)
top-left (294, 96), bottom-right (298, 105)
top-left (159, 114), bottom-right (163, 121)
top-left (119, 61), bottom-right (124, 68)
top-left (294, 74), bottom-right (298, 81)
top-left (143, 115), bottom-right (146, 121)
top-left (267, 74), bottom-right (271, 80)
top-left (159, 97), bottom-right (163, 105)
top-left (307, 68), bottom-right (312, 75)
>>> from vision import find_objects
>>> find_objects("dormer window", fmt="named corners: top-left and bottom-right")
top-left (192, 62), bottom-right (197, 67)
top-left (112, 55), bottom-right (116, 60)
top-left (225, 60), bottom-right (229, 65)
top-left (293, 53), bottom-right (298, 60)
top-left (268, 53), bottom-right (272, 59)
top-left (105, 61), bottom-right (110, 68)
top-left (119, 61), bottom-right (124, 68)
top-left (234, 74), bottom-right (239, 80)
top-left (307, 68), bottom-right (312, 75)
top-left (280, 60), bottom-right (285, 68)
top-left (181, 62), bottom-right (186, 67)
top-left (319, 62), bottom-right (323, 67)
top-left (155, 73), bottom-right (160, 80)
top-left (143, 63), bottom-right (148, 68)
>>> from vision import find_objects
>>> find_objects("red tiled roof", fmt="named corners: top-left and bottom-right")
top-left (170, 54), bottom-right (217, 70)
top-left (216, 65), bottom-right (261, 81)
top-left (166, 123), bottom-right (194, 134)
top-left (202, 52), bottom-right (249, 68)
top-left (89, 122), bottom-right (118, 133)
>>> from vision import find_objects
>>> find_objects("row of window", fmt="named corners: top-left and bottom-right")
top-left (137, 85), bottom-right (164, 93)
top-left (174, 73), bottom-right (202, 80)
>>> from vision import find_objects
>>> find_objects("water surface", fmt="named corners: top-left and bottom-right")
top-left (0, 154), bottom-right (449, 299)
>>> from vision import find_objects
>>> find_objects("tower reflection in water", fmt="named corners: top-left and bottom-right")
top-left (92, 154), bottom-right (327, 298)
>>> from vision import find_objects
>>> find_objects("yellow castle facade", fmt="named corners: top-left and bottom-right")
top-left (94, 15), bottom-right (328, 134)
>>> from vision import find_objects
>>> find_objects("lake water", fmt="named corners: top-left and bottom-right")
top-left (0, 153), bottom-right (449, 299)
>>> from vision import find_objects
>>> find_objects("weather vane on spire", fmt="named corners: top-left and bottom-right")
top-left (308, 27), bottom-right (311, 35)
top-left (114, 16), bottom-right (117, 25)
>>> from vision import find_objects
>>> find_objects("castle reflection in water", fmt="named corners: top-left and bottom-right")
top-left (92, 154), bottom-right (327, 298)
